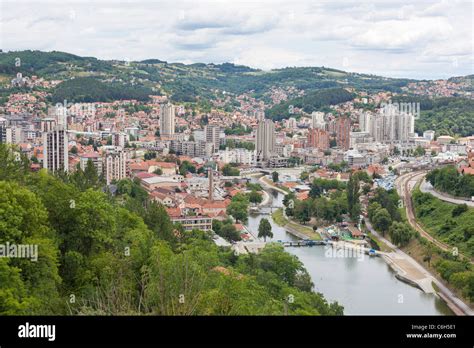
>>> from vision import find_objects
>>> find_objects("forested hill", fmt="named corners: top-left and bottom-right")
top-left (265, 88), bottom-right (355, 121)
top-left (0, 50), bottom-right (415, 103)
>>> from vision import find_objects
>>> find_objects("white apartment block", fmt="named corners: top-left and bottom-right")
top-left (256, 119), bottom-right (275, 162)
top-left (43, 125), bottom-right (69, 173)
top-left (104, 150), bottom-right (128, 185)
top-left (218, 148), bottom-right (256, 165)
top-left (160, 102), bottom-right (175, 137)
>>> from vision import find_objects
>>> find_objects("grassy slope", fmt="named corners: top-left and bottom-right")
top-left (272, 208), bottom-right (321, 240)
top-left (412, 190), bottom-right (474, 258)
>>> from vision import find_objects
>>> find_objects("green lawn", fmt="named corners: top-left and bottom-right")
top-left (272, 208), bottom-right (321, 240)
top-left (286, 221), bottom-right (321, 240)
top-left (271, 208), bottom-right (288, 226)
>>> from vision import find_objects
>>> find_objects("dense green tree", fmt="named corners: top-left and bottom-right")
top-left (347, 174), bottom-right (361, 221)
top-left (370, 188), bottom-right (401, 222)
top-left (219, 224), bottom-right (241, 242)
top-left (246, 183), bottom-right (263, 191)
top-left (0, 144), bottom-right (29, 182)
top-left (283, 192), bottom-right (296, 208)
top-left (226, 194), bottom-right (249, 223)
top-left (413, 146), bottom-right (426, 157)
top-left (294, 200), bottom-right (311, 224)
top-left (372, 208), bottom-right (392, 236)
top-left (368, 202), bottom-right (382, 221)
top-left (427, 166), bottom-right (474, 198)
top-left (389, 222), bottom-right (414, 247)
top-left (222, 164), bottom-right (240, 176)
top-left (212, 220), bottom-right (223, 235)
top-left (143, 202), bottom-right (176, 245)
top-left (0, 181), bottom-right (61, 314)
top-left (272, 171), bottom-right (279, 183)
top-left (179, 161), bottom-right (196, 175)
top-left (452, 204), bottom-right (468, 217)
top-left (144, 151), bottom-right (157, 160)
top-left (258, 218), bottom-right (273, 242)
top-left (248, 190), bottom-right (263, 205)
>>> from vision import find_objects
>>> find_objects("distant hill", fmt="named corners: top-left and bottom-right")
top-left (51, 77), bottom-right (153, 103)
top-left (0, 50), bottom-right (418, 103)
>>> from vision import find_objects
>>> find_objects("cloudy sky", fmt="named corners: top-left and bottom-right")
top-left (1, 0), bottom-right (472, 79)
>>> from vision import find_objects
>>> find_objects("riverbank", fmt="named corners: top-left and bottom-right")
top-left (259, 175), bottom-right (289, 194)
top-left (365, 218), bottom-right (472, 315)
top-left (272, 208), bottom-right (322, 240)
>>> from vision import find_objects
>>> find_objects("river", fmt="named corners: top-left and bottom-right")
top-left (245, 188), bottom-right (452, 315)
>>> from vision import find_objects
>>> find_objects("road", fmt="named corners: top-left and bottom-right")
top-left (395, 171), bottom-right (454, 253)
top-left (420, 180), bottom-right (474, 207)
top-left (396, 171), bottom-right (473, 264)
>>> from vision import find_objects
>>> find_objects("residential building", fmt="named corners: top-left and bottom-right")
top-left (423, 130), bottom-right (435, 141)
top-left (80, 153), bottom-right (103, 174)
top-left (218, 148), bottom-right (256, 165)
top-left (335, 117), bottom-right (351, 150)
top-left (256, 119), bottom-right (275, 164)
top-left (170, 140), bottom-right (214, 158)
top-left (160, 102), bottom-right (175, 138)
top-left (311, 111), bottom-right (326, 130)
top-left (307, 128), bottom-right (330, 150)
top-left (169, 215), bottom-right (213, 232)
top-left (104, 149), bottom-right (128, 185)
top-left (204, 125), bottom-right (220, 152)
top-left (43, 125), bottom-right (69, 173)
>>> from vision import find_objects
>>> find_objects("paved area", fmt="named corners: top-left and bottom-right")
top-left (420, 180), bottom-right (474, 207)
top-left (231, 241), bottom-right (266, 255)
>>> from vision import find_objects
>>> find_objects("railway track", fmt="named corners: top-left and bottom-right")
top-left (398, 171), bottom-right (473, 264)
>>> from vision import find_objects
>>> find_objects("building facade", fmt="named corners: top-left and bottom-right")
top-left (335, 117), bottom-right (351, 150)
top-left (307, 128), bottom-right (330, 150)
top-left (160, 102), bottom-right (175, 138)
top-left (256, 119), bottom-right (275, 164)
top-left (204, 125), bottom-right (221, 152)
top-left (43, 125), bottom-right (69, 173)
top-left (104, 150), bottom-right (128, 185)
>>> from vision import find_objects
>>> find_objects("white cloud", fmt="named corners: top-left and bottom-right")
top-left (352, 17), bottom-right (452, 51)
top-left (0, 0), bottom-right (472, 79)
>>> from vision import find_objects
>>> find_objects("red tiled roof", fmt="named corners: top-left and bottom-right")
top-left (296, 192), bottom-right (309, 200)
top-left (136, 172), bottom-right (157, 179)
top-left (203, 201), bottom-right (229, 209)
top-left (462, 167), bottom-right (474, 175)
top-left (156, 162), bottom-right (176, 168)
top-left (130, 162), bottom-right (149, 171)
top-left (282, 182), bottom-right (297, 188)
top-left (166, 207), bottom-right (181, 217)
